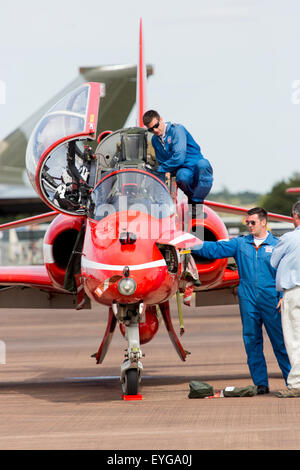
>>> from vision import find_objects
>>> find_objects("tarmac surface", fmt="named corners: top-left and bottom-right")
top-left (0, 296), bottom-right (299, 451)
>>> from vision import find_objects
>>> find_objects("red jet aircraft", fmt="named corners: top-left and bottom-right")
top-left (0, 20), bottom-right (293, 396)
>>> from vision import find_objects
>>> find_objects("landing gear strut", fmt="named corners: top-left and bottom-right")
top-left (118, 305), bottom-right (144, 396)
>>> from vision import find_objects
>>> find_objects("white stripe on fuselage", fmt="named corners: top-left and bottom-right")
top-left (82, 258), bottom-right (166, 271)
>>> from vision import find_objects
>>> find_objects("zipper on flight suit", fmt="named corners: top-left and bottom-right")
top-left (253, 242), bottom-right (267, 295)
top-left (253, 243), bottom-right (263, 295)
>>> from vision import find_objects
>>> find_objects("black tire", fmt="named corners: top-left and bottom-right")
top-left (124, 368), bottom-right (139, 395)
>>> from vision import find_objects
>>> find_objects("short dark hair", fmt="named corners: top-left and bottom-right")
top-left (143, 110), bottom-right (160, 126)
top-left (292, 201), bottom-right (300, 217)
top-left (247, 207), bottom-right (268, 221)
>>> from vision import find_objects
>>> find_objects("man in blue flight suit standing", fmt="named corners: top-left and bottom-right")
top-left (192, 207), bottom-right (291, 394)
top-left (142, 110), bottom-right (213, 212)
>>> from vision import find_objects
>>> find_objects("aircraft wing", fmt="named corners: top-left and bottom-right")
top-left (0, 64), bottom-right (153, 186)
top-left (0, 261), bottom-right (88, 309)
top-left (204, 200), bottom-right (294, 223)
top-left (0, 212), bottom-right (90, 309)
top-left (0, 211), bottom-right (58, 231)
top-left (286, 188), bottom-right (300, 194)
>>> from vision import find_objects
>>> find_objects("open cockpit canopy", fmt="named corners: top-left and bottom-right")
top-left (25, 82), bottom-right (161, 217)
top-left (25, 82), bottom-right (104, 215)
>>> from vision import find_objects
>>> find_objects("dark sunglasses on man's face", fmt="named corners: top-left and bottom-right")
top-left (246, 220), bottom-right (256, 226)
top-left (147, 121), bottom-right (160, 133)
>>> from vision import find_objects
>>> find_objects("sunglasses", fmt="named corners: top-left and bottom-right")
top-left (147, 121), bottom-right (160, 133)
top-left (245, 220), bottom-right (257, 226)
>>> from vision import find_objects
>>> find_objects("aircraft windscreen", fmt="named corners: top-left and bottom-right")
top-left (89, 170), bottom-right (175, 221)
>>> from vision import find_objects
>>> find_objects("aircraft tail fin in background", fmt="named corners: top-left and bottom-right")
top-left (136, 18), bottom-right (147, 127)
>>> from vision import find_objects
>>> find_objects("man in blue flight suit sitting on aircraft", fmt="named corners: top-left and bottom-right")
top-left (143, 110), bottom-right (213, 212)
top-left (192, 207), bottom-right (291, 394)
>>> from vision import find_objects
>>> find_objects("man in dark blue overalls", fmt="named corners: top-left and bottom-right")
top-left (193, 207), bottom-right (291, 394)
top-left (143, 110), bottom-right (209, 291)
top-left (143, 110), bottom-right (213, 209)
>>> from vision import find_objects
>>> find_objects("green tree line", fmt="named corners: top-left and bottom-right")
top-left (259, 173), bottom-right (300, 215)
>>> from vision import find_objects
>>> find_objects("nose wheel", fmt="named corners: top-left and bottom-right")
top-left (122, 368), bottom-right (139, 396)
top-left (120, 318), bottom-right (143, 396)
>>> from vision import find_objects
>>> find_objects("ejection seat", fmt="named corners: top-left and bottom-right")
top-left (94, 127), bottom-right (157, 175)
top-left (94, 126), bottom-right (178, 204)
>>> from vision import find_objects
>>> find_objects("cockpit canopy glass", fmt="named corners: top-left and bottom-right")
top-left (89, 170), bottom-right (175, 221)
top-left (26, 84), bottom-right (92, 191)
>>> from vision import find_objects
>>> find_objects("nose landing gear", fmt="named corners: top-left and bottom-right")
top-left (120, 316), bottom-right (144, 396)
top-left (122, 368), bottom-right (140, 396)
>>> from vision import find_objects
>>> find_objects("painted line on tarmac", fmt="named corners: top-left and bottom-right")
top-left (64, 375), bottom-right (164, 381)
